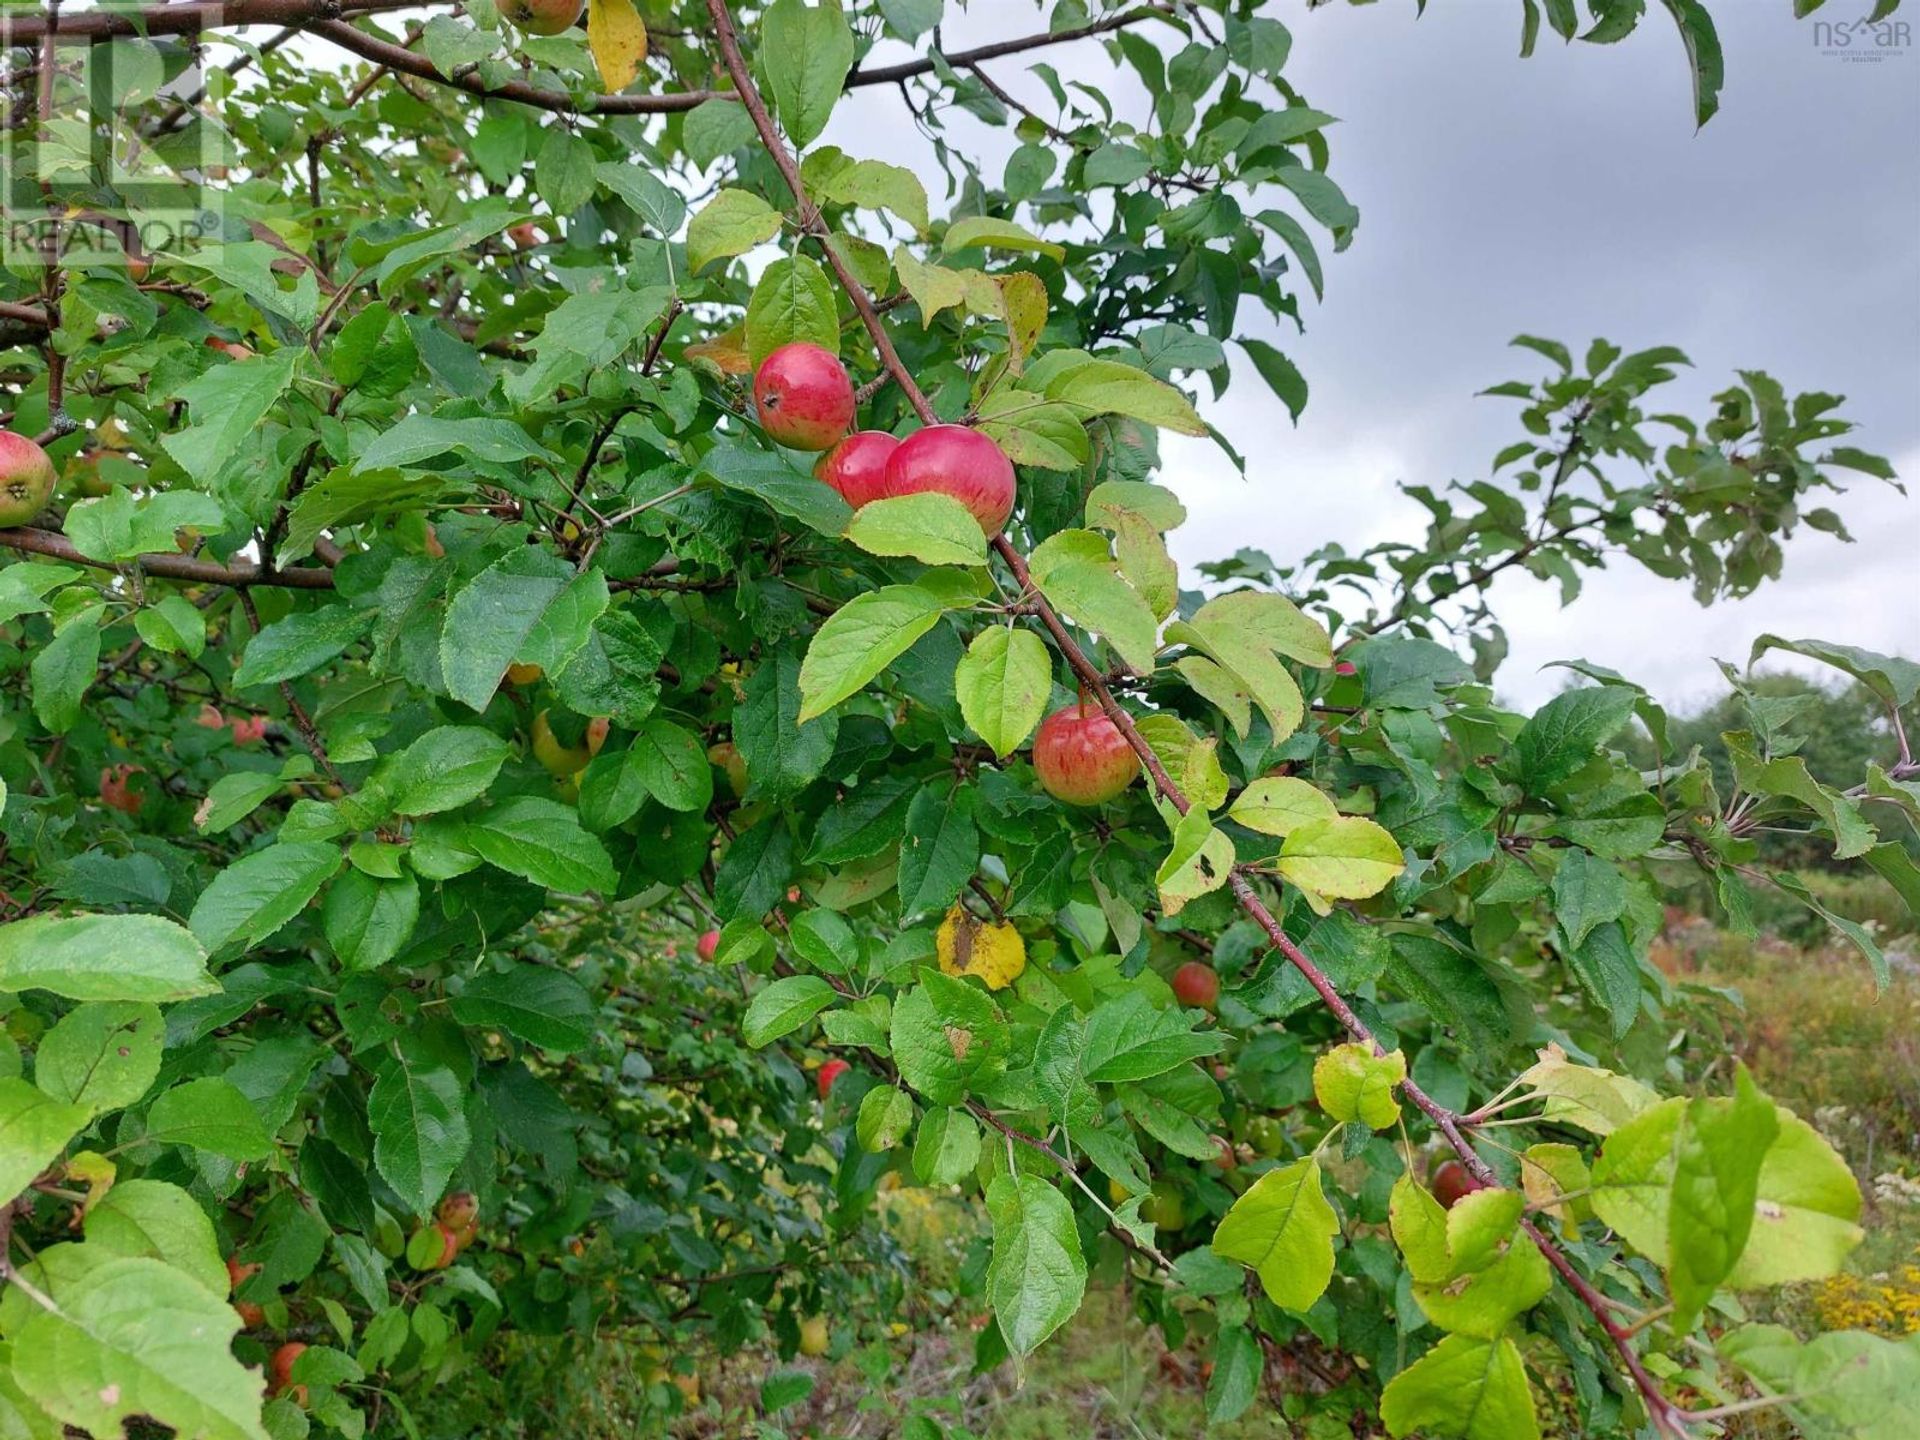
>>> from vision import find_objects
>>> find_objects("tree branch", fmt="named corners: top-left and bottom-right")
top-left (0, 526), bottom-right (336, 589)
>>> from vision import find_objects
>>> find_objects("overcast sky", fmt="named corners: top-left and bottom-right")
top-left (827, 2), bottom-right (1920, 711)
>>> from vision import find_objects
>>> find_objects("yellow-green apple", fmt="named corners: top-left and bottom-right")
top-left (501, 0), bottom-right (583, 35)
top-left (0, 432), bottom-right (56, 528)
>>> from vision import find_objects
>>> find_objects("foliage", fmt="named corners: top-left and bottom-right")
top-left (0, 1), bottom-right (1915, 1437)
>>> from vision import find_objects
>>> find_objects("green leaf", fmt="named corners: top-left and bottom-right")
top-left (912, 1107), bottom-right (982, 1185)
top-left (440, 549), bottom-right (574, 713)
top-left (1082, 991), bottom-right (1226, 1083)
top-left (83, 1179), bottom-right (227, 1297)
top-left (145, 1076), bottom-right (273, 1160)
top-left (1549, 849), bottom-right (1627, 951)
top-left (1667, 1066), bottom-right (1778, 1326)
top-left (1390, 1174), bottom-right (1452, 1284)
top-left (0, 914), bottom-right (216, 1002)
top-left (194, 772), bottom-right (283, 834)
top-left (896, 787), bottom-right (978, 922)
top-left (889, 973), bottom-right (1005, 1106)
top-left (1211, 1158), bottom-right (1339, 1310)
top-left (383, 726), bottom-right (511, 816)
top-left (736, 651), bottom-right (838, 802)
top-left (1379, 1334), bottom-right (1539, 1440)
top-left (1515, 1047), bottom-right (1660, 1135)
top-left (687, 187), bottom-right (783, 274)
top-left (0, 1079), bottom-right (89, 1204)
top-left (856, 1085), bottom-right (912, 1152)
top-left (701, 440), bottom-right (855, 535)
top-left (188, 841), bottom-right (342, 956)
top-left (1028, 529), bottom-right (1159, 676)
top-left (465, 797), bottom-right (618, 894)
top-left (760, 0), bottom-right (854, 148)
top-left (797, 583), bottom-right (953, 721)
top-left (1563, 920), bottom-right (1643, 1038)
top-left (1168, 590), bottom-right (1329, 741)
top-left (945, 216), bottom-right (1066, 263)
top-left (360, 413), bottom-right (558, 472)
top-left (30, 604), bottom-right (103, 734)
top-left (1512, 686), bottom-right (1637, 792)
top-left (34, 1002), bottom-right (164, 1115)
top-left (320, 869), bottom-right (419, 973)
top-left (1661, 0), bottom-right (1724, 127)
top-left (743, 975), bottom-right (837, 1048)
top-left (954, 626), bottom-right (1052, 758)
top-left (846, 493), bottom-right (990, 567)
top-left (1239, 337), bottom-right (1309, 423)
top-left (1276, 816), bottom-right (1405, 901)
top-left (985, 1174), bottom-right (1087, 1357)
top-left (1312, 1043), bottom-right (1406, 1129)
top-left (746, 255), bottom-right (840, 367)
top-left (1746, 636), bottom-right (1920, 710)
top-left (683, 98), bottom-right (757, 167)
top-left (625, 718), bottom-right (714, 813)
top-left (805, 147), bottom-right (930, 232)
top-left (1042, 358), bottom-right (1204, 435)
top-left (1720, 1323), bottom-right (1920, 1440)
top-left (162, 350), bottom-right (300, 482)
top-left (368, 1057), bottom-right (470, 1217)
top-left (451, 965), bottom-right (596, 1054)
top-left (1593, 1100), bottom-right (1862, 1289)
top-left (1206, 1326), bottom-right (1261, 1424)
top-left (233, 605), bottom-right (372, 687)
top-left (1724, 732), bottom-right (1875, 861)
top-left (8, 1255), bottom-right (270, 1440)
top-left (65, 490), bottom-right (227, 565)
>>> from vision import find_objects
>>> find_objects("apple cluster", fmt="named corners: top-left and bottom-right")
top-left (751, 342), bottom-right (1017, 535)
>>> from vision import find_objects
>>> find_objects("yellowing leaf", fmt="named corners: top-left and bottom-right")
top-left (1229, 776), bottom-right (1338, 837)
top-left (587, 0), bottom-right (647, 93)
top-left (1276, 816), bottom-right (1404, 901)
top-left (1312, 1042), bottom-right (1406, 1129)
top-left (1211, 1158), bottom-right (1338, 1311)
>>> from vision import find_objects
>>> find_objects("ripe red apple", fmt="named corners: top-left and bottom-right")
top-left (883, 424), bottom-right (1016, 534)
top-left (1032, 703), bottom-right (1138, 806)
top-left (269, 1342), bottom-right (307, 1400)
top-left (753, 342), bottom-right (855, 451)
top-left (1431, 1160), bottom-right (1488, 1211)
top-left (1171, 961), bottom-right (1219, 1011)
top-left (501, 0), bottom-right (583, 34)
top-left (204, 335), bottom-right (253, 360)
top-left (1334, 660), bottom-right (1358, 676)
top-left (0, 432), bottom-right (57, 528)
top-left (814, 430), bottom-right (899, 508)
top-left (696, 929), bottom-right (720, 963)
top-left (231, 714), bottom-right (269, 746)
top-left (817, 1058), bottom-right (850, 1099)
top-left (99, 764), bottom-right (145, 816)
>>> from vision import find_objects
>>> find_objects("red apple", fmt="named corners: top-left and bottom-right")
top-left (231, 714), bottom-right (269, 746)
top-left (1431, 1160), bottom-right (1488, 1211)
top-left (1032, 703), bottom-right (1138, 806)
top-left (817, 1058), bottom-right (850, 1098)
top-left (501, 0), bottom-right (583, 34)
top-left (1334, 660), bottom-right (1357, 676)
top-left (1171, 961), bottom-right (1219, 1011)
top-left (437, 1192), bottom-right (479, 1231)
top-left (753, 342), bottom-right (855, 451)
top-left (269, 1342), bottom-right (307, 1398)
top-left (195, 704), bottom-right (226, 729)
top-left (99, 764), bottom-right (145, 816)
top-left (0, 432), bottom-right (57, 528)
top-left (883, 424), bottom-right (1016, 535)
top-left (814, 430), bottom-right (899, 508)
top-left (696, 929), bottom-right (720, 963)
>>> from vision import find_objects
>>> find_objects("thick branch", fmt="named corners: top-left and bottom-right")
top-left (0, 526), bottom-right (335, 589)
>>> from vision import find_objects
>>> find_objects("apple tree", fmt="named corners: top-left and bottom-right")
top-left (1, 1), bottom-right (1915, 1437)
